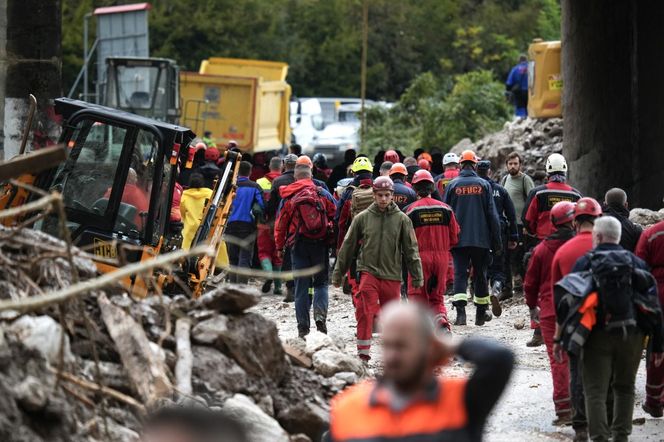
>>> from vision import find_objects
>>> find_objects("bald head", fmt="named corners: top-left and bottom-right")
top-left (380, 302), bottom-right (436, 343)
top-left (605, 187), bottom-right (628, 208)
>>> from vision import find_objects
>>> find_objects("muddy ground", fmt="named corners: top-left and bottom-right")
top-left (253, 284), bottom-right (664, 441)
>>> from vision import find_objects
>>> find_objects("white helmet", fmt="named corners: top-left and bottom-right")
top-left (546, 153), bottom-right (567, 174)
top-left (443, 152), bottom-right (460, 166)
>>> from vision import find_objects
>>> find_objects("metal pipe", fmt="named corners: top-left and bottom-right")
top-left (83, 13), bottom-right (92, 101)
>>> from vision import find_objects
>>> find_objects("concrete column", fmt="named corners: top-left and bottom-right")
top-left (1, 0), bottom-right (61, 160)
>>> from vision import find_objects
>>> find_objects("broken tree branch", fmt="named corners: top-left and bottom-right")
top-left (0, 244), bottom-right (212, 313)
top-left (175, 318), bottom-right (193, 398)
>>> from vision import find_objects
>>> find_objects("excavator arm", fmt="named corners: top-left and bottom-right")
top-left (187, 150), bottom-right (242, 297)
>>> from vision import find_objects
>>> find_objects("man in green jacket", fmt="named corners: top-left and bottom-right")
top-left (332, 176), bottom-right (423, 362)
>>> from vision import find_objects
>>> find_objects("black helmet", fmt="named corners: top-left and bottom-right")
top-left (313, 152), bottom-right (327, 168)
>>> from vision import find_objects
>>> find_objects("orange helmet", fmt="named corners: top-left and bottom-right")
top-left (389, 162), bottom-right (408, 176)
top-left (459, 150), bottom-right (478, 164)
top-left (417, 159), bottom-right (431, 171)
top-left (384, 149), bottom-right (399, 163)
top-left (417, 152), bottom-right (432, 163)
top-left (412, 169), bottom-right (434, 184)
top-left (296, 155), bottom-right (313, 168)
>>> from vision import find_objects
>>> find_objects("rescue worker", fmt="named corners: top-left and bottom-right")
top-left (180, 173), bottom-right (213, 250)
top-left (569, 217), bottom-right (664, 442)
top-left (500, 151), bottom-right (534, 299)
top-left (256, 157), bottom-right (284, 295)
top-left (384, 149), bottom-right (400, 164)
top-left (328, 149), bottom-right (356, 190)
top-left (602, 187), bottom-right (642, 252)
top-left (477, 160), bottom-right (518, 307)
top-left (313, 152), bottom-right (332, 181)
top-left (336, 156), bottom-right (374, 250)
top-left (201, 130), bottom-right (217, 149)
top-left (327, 303), bottom-right (514, 442)
top-left (506, 54), bottom-right (529, 117)
top-left (249, 152), bottom-right (268, 182)
top-left (388, 163), bottom-right (417, 210)
top-left (378, 161), bottom-right (393, 177)
top-left (225, 161), bottom-right (264, 284)
top-left (524, 201), bottom-right (576, 425)
top-left (275, 164), bottom-right (336, 338)
top-left (405, 170), bottom-right (460, 330)
top-left (434, 152), bottom-right (460, 196)
top-left (636, 218), bottom-right (664, 417)
top-left (523, 153), bottom-right (581, 241)
top-left (104, 167), bottom-right (149, 228)
top-left (443, 150), bottom-right (502, 327)
top-left (551, 196), bottom-right (602, 442)
top-left (417, 158), bottom-right (431, 172)
top-left (193, 147), bottom-right (221, 190)
top-left (332, 176), bottom-right (423, 362)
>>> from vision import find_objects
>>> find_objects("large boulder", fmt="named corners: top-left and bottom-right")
top-left (222, 394), bottom-right (289, 442)
top-left (192, 313), bottom-right (289, 382)
top-left (277, 401), bottom-right (330, 441)
top-left (630, 208), bottom-right (664, 228)
top-left (7, 315), bottom-right (73, 365)
top-left (191, 346), bottom-right (249, 394)
top-left (312, 349), bottom-right (365, 378)
top-left (200, 285), bottom-right (260, 314)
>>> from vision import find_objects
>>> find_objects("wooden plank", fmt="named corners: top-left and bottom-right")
top-left (0, 145), bottom-right (66, 182)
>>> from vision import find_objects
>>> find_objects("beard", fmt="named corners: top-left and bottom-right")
top-left (392, 353), bottom-right (430, 392)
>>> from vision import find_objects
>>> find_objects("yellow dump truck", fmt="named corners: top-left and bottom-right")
top-left (527, 39), bottom-right (562, 118)
top-left (180, 58), bottom-right (291, 153)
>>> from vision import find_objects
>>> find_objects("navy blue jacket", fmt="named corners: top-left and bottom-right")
top-left (483, 177), bottom-right (519, 241)
top-left (392, 178), bottom-right (417, 211)
top-left (444, 169), bottom-right (501, 250)
top-left (226, 176), bottom-right (264, 234)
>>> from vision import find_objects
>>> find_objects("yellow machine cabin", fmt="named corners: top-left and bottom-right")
top-left (180, 58), bottom-right (291, 153)
top-left (528, 39), bottom-right (562, 119)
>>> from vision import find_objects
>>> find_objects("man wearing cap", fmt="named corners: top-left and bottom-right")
top-left (332, 176), bottom-right (423, 362)
top-left (443, 150), bottom-right (502, 327)
top-left (388, 163), bottom-right (417, 210)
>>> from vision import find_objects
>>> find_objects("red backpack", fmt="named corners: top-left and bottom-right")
top-left (289, 186), bottom-right (330, 241)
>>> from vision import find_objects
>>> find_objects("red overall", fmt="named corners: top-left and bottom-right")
top-left (356, 273), bottom-right (401, 359)
top-left (405, 197), bottom-right (459, 329)
top-left (525, 231), bottom-right (575, 417)
top-left (636, 220), bottom-right (664, 409)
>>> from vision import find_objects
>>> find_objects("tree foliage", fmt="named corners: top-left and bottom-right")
top-left (62, 0), bottom-right (560, 101)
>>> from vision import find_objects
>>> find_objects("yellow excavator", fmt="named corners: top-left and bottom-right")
top-left (0, 97), bottom-right (240, 298)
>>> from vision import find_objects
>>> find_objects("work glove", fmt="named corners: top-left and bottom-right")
top-left (529, 307), bottom-right (540, 324)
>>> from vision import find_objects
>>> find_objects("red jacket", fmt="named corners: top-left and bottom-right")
top-left (405, 197), bottom-right (459, 257)
top-left (551, 230), bottom-right (594, 296)
top-left (170, 182), bottom-right (183, 222)
top-left (274, 179), bottom-right (336, 250)
top-left (524, 229), bottom-right (574, 317)
top-left (636, 220), bottom-right (664, 303)
top-left (523, 182), bottom-right (581, 239)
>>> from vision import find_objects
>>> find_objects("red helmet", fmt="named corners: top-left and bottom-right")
top-left (574, 197), bottom-right (602, 219)
top-left (389, 162), bottom-right (408, 176)
top-left (204, 147), bottom-right (220, 162)
top-left (412, 169), bottom-right (434, 184)
top-left (373, 176), bottom-right (394, 191)
top-left (417, 159), bottom-right (431, 171)
top-left (550, 201), bottom-right (576, 226)
top-left (384, 149), bottom-right (399, 163)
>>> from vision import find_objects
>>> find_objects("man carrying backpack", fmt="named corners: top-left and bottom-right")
top-left (332, 176), bottom-right (423, 362)
top-left (275, 164), bottom-right (336, 338)
top-left (560, 216), bottom-right (664, 442)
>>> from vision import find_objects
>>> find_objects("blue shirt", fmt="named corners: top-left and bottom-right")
top-left (506, 61), bottom-right (529, 91)
top-left (228, 176), bottom-right (264, 226)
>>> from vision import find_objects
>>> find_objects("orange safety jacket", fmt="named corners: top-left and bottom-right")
top-left (329, 378), bottom-right (472, 441)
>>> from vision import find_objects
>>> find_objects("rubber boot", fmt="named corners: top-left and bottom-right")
top-left (454, 306), bottom-right (467, 326)
top-left (273, 265), bottom-right (283, 295)
top-left (490, 282), bottom-right (503, 317)
top-left (283, 286), bottom-right (294, 303)
top-left (476, 305), bottom-right (489, 326)
top-left (260, 258), bottom-right (273, 293)
top-left (526, 328), bottom-right (544, 347)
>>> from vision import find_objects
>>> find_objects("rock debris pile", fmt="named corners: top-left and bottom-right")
top-left (0, 226), bottom-right (366, 442)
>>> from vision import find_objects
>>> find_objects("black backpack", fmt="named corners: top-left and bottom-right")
top-left (589, 250), bottom-right (637, 333)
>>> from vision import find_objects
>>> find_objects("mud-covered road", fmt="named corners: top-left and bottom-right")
top-left (253, 285), bottom-right (664, 441)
